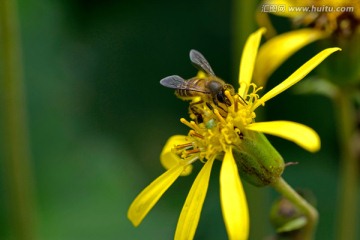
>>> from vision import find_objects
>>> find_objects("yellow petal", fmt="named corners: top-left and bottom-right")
top-left (253, 47), bottom-right (341, 110)
top-left (245, 121), bottom-right (321, 152)
top-left (160, 135), bottom-right (193, 176)
top-left (238, 28), bottom-right (266, 97)
top-left (174, 157), bottom-right (215, 240)
top-left (220, 149), bottom-right (249, 240)
top-left (127, 165), bottom-right (185, 226)
top-left (253, 28), bottom-right (327, 87)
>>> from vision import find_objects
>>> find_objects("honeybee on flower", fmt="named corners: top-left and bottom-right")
top-left (160, 49), bottom-right (236, 122)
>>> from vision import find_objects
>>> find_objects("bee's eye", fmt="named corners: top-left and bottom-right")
top-left (217, 91), bottom-right (231, 106)
top-left (216, 92), bottom-right (225, 103)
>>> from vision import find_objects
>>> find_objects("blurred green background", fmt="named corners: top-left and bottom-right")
top-left (0, 0), bottom-right (358, 239)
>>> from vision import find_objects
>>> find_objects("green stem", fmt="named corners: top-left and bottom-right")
top-left (271, 177), bottom-right (318, 240)
top-left (0, 0), bottom-right (37, 240)
top-left (334, 89), bottom-right (358, 240)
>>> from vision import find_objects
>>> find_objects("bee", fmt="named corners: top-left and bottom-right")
top-left (160, 50), bottom-right (235, 121)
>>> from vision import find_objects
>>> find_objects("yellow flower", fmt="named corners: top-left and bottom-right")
top-left (127, 28), bottom-right (340, 240)
top-left (255, 0), bottom-right (360, 86)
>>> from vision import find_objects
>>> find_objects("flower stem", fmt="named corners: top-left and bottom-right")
top-left (334, 88), bottom-right (358, 240)
top-left (0, 0), bottom-right (37, 239)
top-left (271, 177), bottom-right (318, 240)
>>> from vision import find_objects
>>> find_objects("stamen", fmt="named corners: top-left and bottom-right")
top-left (189, 130), bottom-right (204, 139)
top-left (186, 155), bottom-right (199, 165)
top-left (234, 127), bottom-right (241, 135)
top-left (180, 118), bottom-right (193, 129)
top-left (180, 118), bottom-right (201, 132)
top-left (221, 128), bottom-right (233, 144)
top-left (186, 149), bottom-right (200, 154)
top-left (234, 96), bottom-right (239, 112)
top-left (213, 109), bottom-right (226, 124)
top-left (175, 143), bottom-right (193, 149)
top-left (224, 90), bottom-right (234, 106)
top-left (190, 120), bottom-right (202, 132)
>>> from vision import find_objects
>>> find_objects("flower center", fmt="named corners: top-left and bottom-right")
top-left (293, 2), bottom-right (360, 38)
top-left (173, 83), bottom-right (263, 163)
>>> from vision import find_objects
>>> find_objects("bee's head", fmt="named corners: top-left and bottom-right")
top-left (208, 80), bottom-right (235, 106)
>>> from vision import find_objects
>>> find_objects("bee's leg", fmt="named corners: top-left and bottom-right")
top-left (224, 97), bottom-right (232, 106)
top-left (190, 106), bottom-right (203, 123)
top-left (211, 96), bottom-right (228, 116)
top-left (193, 111), bottom-right (203, 124)
top-left (189, 100), bottom-right (204, 123)
top-left (212, 97), bottom-right (219, 107)
top-left (210, 100), bottom-right (228, 118)
top-left (217, 104), bottom-right (227, 115)
top-left (207, 101), bottom-right (231, 118)
top-left (205, 102), bottom-right (213, 111)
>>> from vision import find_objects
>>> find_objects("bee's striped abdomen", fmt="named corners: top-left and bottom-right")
top-left (175, 78), bottom-right (205, 97)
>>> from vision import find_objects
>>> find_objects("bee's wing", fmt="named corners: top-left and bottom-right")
top-left (160, 75), bottom-right (209, 93)
top-left (189, 49), bottom-right (215, 76)
top-left (160, 75), bottom-right (186, 89)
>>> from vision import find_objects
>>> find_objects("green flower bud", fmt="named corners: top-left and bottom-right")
top-left (270, 197), bottom-right (306, 234)
top-left (269, 190), bottom-right (316, 237)
top-left (232, 130), bottom-right (284, 187)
